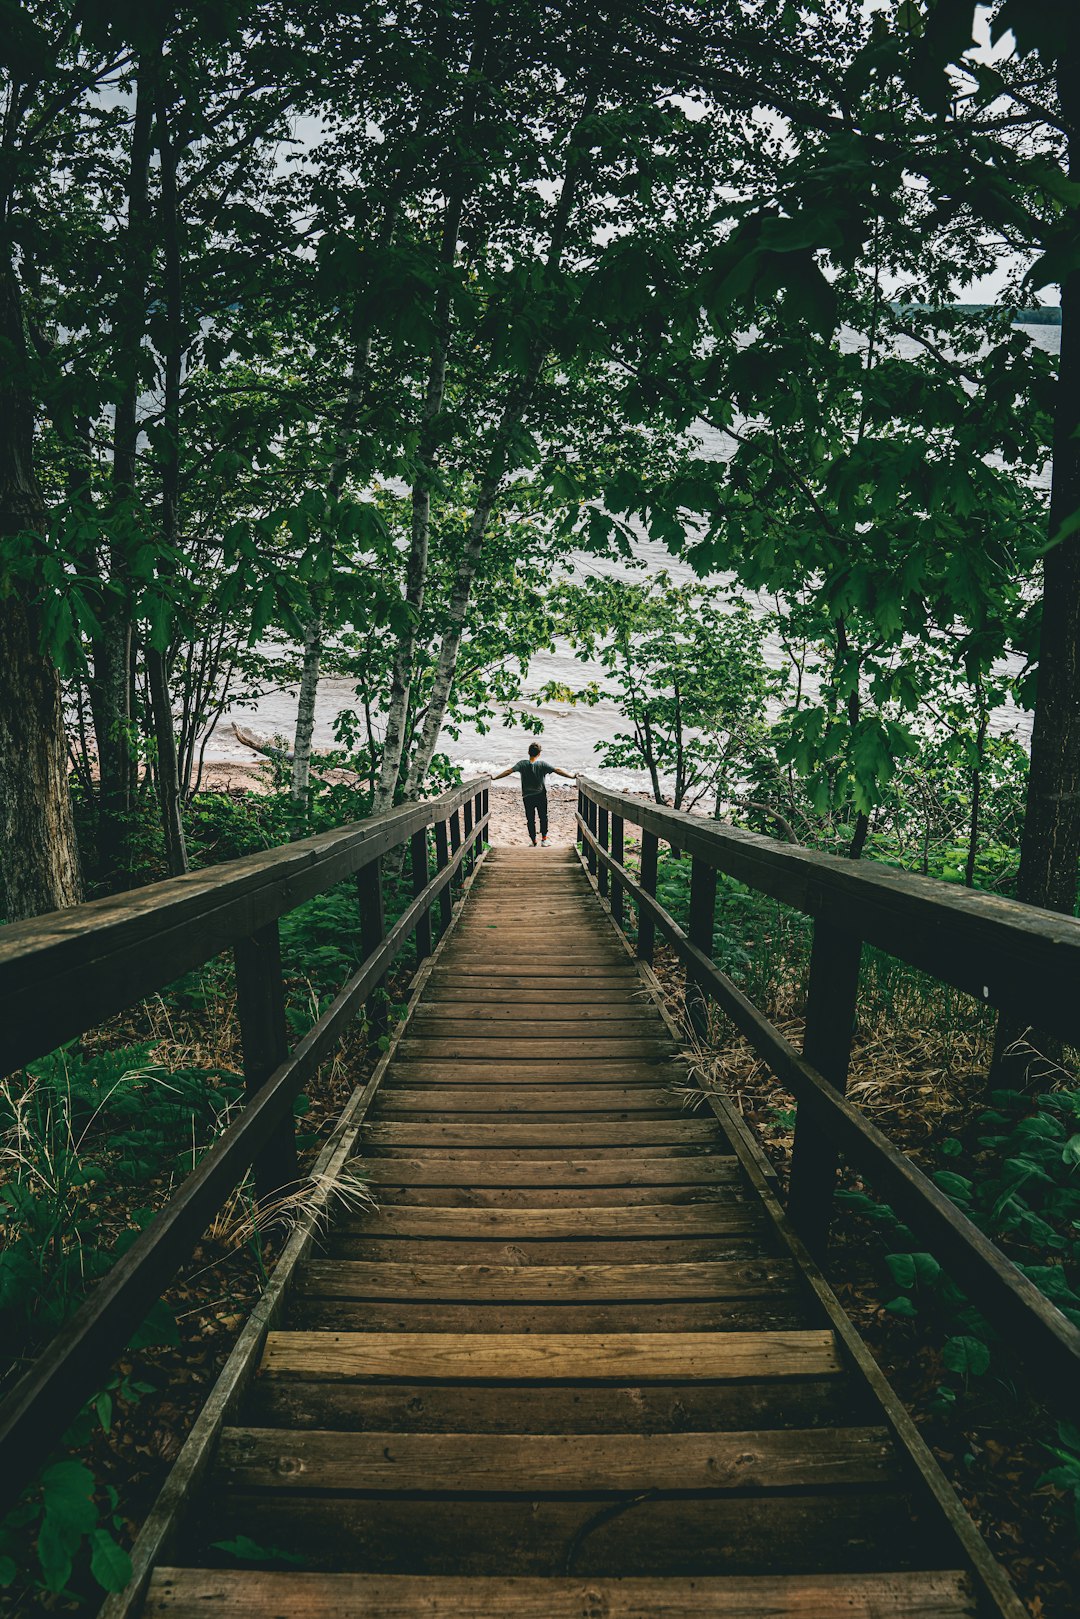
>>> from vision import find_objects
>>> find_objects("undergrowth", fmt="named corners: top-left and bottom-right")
top-left (0, 778), bottom-right (453, 1611)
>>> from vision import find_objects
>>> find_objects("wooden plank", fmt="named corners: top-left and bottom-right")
top-left (323, 1237), bottom-right (771, 1264)
top-left (259, 1329), bottom-right (841, 1382)
top-left (245, 1377), bottom-right (867, 1435)
top-left (396, 1039), bottom-right (674, 1060)
top-left (331, 1206), bottom-right (758, 1238)
top-left (364, 1184), bottom-right (743, 1207)
top-left (352, 1157), bottom-right (739, 1187)
top-left (361, 1121), bottom-right (722, 1147)
top-left (291, 1298), bottom-right (809, 1333)
top-left (296, 1259), bottom-right (795, 1300)
top-left (413, 1002), bottom-right (656, 1020)
top-left (401, 1020), bottom-right (664, 1040)
top-left (373, 1088), bottom-right (690, 1114)
top-left (146, 1568), bottom-right (977, 1619)
top-left (216, 1425), bottom-right (897, 1493)
top-left (385, 1063), bottom-right (688, 1086)
top-left (428, 969), bottom-right (639, 983)
top-left (193, 1491), bottom-right (928, 1576)
top-left (420, 984), bottom-right (650, 997)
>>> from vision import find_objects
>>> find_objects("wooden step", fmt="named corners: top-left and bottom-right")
top-left (361, 1122), bottom-right (721, 1149)
top-left (292, 1299), bottom-right (809, 1333)
top-left (396, 1040), bottom-right (675, 1061)
top-left (372, 1088), bottom-right (692, 1114)
top-left (296, 1259), bottom-right (795, 1300)
top-left (400, 1021), bottom-right (664, 1041)
top-left (330, 1206), bottom-right (758, 1239)
top-left (385, 1063), bottom-right (687, 1085)
top-left (246, 1376), bottom-right (867, 1435)
top-left (362, 1183), bottom-right (742, 1207)
top-left (353, 1157), bottom-right (739, 1186)
top-left (215, 1426), bottom-right (898, 1493)
top-left (146, 1568), bottom-right (977, 1619)
top-left (413, 1002), bottom-right (656, 1020)
top-left (193, 1491), bottom-right (929, 1576)
top-left (260, 1329), bottom-right (842, 1382)
top-left (323, 1237), bottom-right (770, 1264)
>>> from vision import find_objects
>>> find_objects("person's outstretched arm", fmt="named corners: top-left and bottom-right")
top-left (552, 766), bottom-right (575, 778)
top-left (492, 765), bottom-right (516, 780)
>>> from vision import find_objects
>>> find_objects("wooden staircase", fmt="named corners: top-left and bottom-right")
top-left (144, 847), bottom-right (985, 1618)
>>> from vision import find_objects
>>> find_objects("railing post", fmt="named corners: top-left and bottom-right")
top-left (610, 812), bottom-right (625, 928)
top-left (411, 827), bottom-right (432, 960)
top-left (597, 806), bottom-right (610, 897)
top-left (585, 796), bottom-right (598, 876)
top-left (787, 921), bottom-right (863, 1250)
top-left (233, 921), bottom-right (297, 1202)
top-left (686, 855), bottom-right (718, 1039)
top-left (434, 818), bottom-right (452, 933)
top-left (449, 808), bottom-right (462, 857)
top-left (474, 788), bottom-right (485, 853)
top-left (577, 788), bottom-right (585, 852)
top-left (637, 829), bottom-right (658, 963)
top-left (481, 786), bottom-right (489, 844)
top-left (356, 853), bottom-right (388, 1034)
top-left (462, 798), bottom-right (474, 874)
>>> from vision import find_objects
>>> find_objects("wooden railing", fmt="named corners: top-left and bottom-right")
top-left (0, 778), bottom-right (490, 1511)
top-left (575, 776), bottom-right (1080, 1415)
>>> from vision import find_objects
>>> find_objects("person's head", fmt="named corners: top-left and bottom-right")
top-left (528, 742), bottom-right (542, 759)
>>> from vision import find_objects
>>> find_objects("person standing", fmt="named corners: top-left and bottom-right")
top-left (493, 742), bottom-right (574, 846)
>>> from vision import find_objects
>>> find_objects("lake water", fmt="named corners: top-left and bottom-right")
top-left (212, 323), bottom-right (1061, 792)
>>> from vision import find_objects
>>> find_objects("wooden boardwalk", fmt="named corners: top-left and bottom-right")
top-left (145, 847), bottom-right (992, 1618)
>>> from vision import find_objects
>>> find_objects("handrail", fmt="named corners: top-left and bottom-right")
top-left (575, 777), bottom-right (1080, 1420)
top-left (577, 778), bottom-right (1080, 1045)
top-left (0, 777), bottom-right (490, 1512)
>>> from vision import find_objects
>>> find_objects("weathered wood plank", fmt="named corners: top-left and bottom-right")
top-left (361, 1121), bottom-right (721, 1148)
top-left (352, 1156), bottom-right (739, 1187)
top-left (216, 1426), bottom-right (897, 1493)
top-left (296, 1259), bottom-right (794, 1300)
top-left (372, 1088), bottom-right (691, 1114)
top-left (395, 1040), bottom-right (675, 1060)
top-left (385, 1063), bottom-right (688, 1086)
top-left (146, 1568), bottom-right (976, 1619)
top-left (259, 1329), bottom-right (841, 1382)
top-left (400, 1021), bottom-right (664, 1041)
top-left (291, 1298), bottom-right (809, 1334)
top-left (195, 1491), bottom-right (928, 1576)
top-left (413, 1003), bottom-right (656, 1020)
top-left (364, 1183), bottom-right (743, 1207)
top-left (323, 1237), bottom-right (771, 1264)
top-left (245, 1377), bottom-right (867, 1435)
top-left (331, 1206), bottom-right (758, 1238)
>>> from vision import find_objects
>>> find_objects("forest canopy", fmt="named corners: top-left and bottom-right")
top-left (0, 0), bottom-right (1076, 927)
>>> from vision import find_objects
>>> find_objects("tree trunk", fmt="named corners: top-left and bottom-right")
top-left (374, 45), bottom-right (486, 812)
top-left (399, 96), bottom-right (593, 800)
top-left (0, 259), bottom-right (82, 918)
top-left (148, 72), bottom-right (188, 876)
top-left (991, 38), bottom-right (1080, 1088)
top-left (291, 608), bottom-right (323, 819)
top-left (93, 59), bottom-right (156, 887)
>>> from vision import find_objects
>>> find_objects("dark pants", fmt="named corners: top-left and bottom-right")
top-left (523, 791), bottom-right (548, 840)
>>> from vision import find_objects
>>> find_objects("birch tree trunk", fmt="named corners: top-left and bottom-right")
top-left (93, 60), bottom-right (155, 887)
top-left (373, 39), bottom-right (487, 811)
top-left (399, 106), bottom-right (592, 799)
top-left (0, 258), bottom-right (82, 919)
top-left (147, 72), bottom-right (188, 876)
top-left (291, 608), bottom-right (323, 812)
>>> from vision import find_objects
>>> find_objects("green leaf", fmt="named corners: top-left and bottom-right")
top-left (884, 1295), bottom-right (918, 1318)
top-left (0, 1555), bottom-right (17, 1587)
top-left (127, 1298), bottom-right (180, 1350)
top-left (89, 1530), bottom-right (132, 1593)
top-left (886, 1252), bottom-right (942, 1290)
top-left (211, 1535), bottom-right (305, 1566)
top-left (942, 1335), bottom-right (991, 1377)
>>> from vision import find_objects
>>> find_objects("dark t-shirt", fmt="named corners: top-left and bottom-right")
top-left (513, 759), bottom-right (554, 796)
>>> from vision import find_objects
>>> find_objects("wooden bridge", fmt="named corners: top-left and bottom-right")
top-left (3, 777), bottom-right (1080, 1618)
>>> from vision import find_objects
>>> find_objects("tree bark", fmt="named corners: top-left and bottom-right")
top-left (93, 59), bottom-right (156, 886)
top-left (991, 32), bottom-right (1080, 1088)
top-left (291, 607), bottom-right (323, 814)
top-left (399, 105), bottom-right (591, 798)
top-left (147, 72), bottom-right (188, 876)
top-left (374, 40), bottom-right (487, 811)
top-left (0, 259), bottom-right (82, 918)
